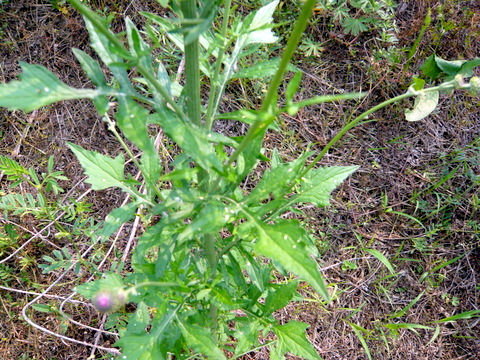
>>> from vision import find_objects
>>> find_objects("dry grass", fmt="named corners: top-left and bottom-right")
top-left (0, 0), bottom-right (479, 359)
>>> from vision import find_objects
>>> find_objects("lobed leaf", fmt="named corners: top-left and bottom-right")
top-left (273, 321), bottom-right (322, 360)
top-left (0, 62), bottom-right (99, 112)
top-left (254, 221), bottom-right (330, 301)
top-left (177, 320), bottom-right (227, 360)
top-left (67, 143), bottom-right (132, 193)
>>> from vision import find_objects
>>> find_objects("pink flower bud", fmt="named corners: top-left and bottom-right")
top-left (92, 289), bottom-right (127, 313)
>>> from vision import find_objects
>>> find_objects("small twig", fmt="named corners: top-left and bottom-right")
top-left (0, 188), bottom-right (92, 264)
top-left (21, 244), bottom-right (121, 356)
top-left (0, 285), bottom-right (85, 304)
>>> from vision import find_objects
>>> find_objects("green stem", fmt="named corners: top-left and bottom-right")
top-left (226, 0), bottom-right (318, 167)
top-left (205, 0), bottom-right (232, 130)
top-left (260, 0), bottom-right (317, 112)
top-left (103, 114), bottom-right (143, 171)
top-left (181, 0), bottom-right (202, 126)
top-left (136, 64), bottom-right (188, 121)
top-left (302, 80), bottom-right (462, 175)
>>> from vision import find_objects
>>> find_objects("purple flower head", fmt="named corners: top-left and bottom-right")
top-left (92, 289), bottom-right (127, 313)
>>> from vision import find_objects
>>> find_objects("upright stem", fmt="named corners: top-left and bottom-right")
top-left (181, 0), bottom-right (202, 127)
top-left (205, 0), bottom-right (232, 130)
top-left (226, 0), bottom-right (318, 167)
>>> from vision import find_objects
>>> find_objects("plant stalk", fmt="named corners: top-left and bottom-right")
top-left (226, 0), bottom-right (318, 167)
top-left (205, 0), bottom-right (232, 130)
top-left (181, 0), bottom-right (202, 126)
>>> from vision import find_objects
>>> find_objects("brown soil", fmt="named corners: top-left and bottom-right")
top-left (0, 0), bottom-right (479, 359)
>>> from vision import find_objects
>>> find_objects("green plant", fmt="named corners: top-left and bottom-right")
top-left (315, 0), bottom-right (398, 40)
top-left (0, 0), bottom-right (478, 359)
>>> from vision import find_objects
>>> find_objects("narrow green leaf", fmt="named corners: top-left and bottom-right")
top-left (364, 249), bottom-right (396, 275)
top-left (177, 320), bottom-right (227, 360)
top-left (67, 142), bottom-right (131, 193)
top-left (72, 48), bottom-right (110, 114)
top-left (388, 291), bottom-right (424, 319)
top-left (254, 221), bottom-right (330, 301)
top-left (0, 62), bottom-right (99, 112)
top-left (405, 90), bottom-right (439, 122)
top-left (32, 304), bottom-right (54, 313)
top-left (114, 98), bottom-right (162, 188)
top-left (426, 325), bottom-right (441, 346)
top-left (72, 48), bottom-right (108, 88)
top-left (432, 310), bottom-right (480, 323)
top-left (274, 321), bottom-right (321, 360)
top-left (347, 322), bottom-right (372, 360)
top-left (383, 323), bottom-right (432, 334)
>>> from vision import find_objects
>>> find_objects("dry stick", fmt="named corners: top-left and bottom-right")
top-left (58, 294), bottom-right (118, 337)
top-left (0, 187), bottom-right (92, 264)
top-left (11, 109), bottom-right (37, 158)
top-left (21, 242), bottom-right (121, 356)
top-left (2, 219), bottom-right (62, 250)
top-left (0, 285), bottom-right (86, 304)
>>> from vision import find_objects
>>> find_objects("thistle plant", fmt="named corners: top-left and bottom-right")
top-left (0, 0), bottom-right (478, 358)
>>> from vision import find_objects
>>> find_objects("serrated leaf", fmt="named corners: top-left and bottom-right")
top-left (115, 333), bottom-right (157, 360)
top-left (420, 54), bottom-right (442, 80)
top-left (177, 200), bottom-right (235, 242)
top-left (274, 321), bottom-right (322, 360)
top-left (127, 302), bottom-right (151, 335)
top-left (405, 90), bottom-right (439, 121)
top-left (263, 281), bottom-right (299, 316)
top-left (148, 111), bottom-right (226, 174)
top-left (0, 62), bottom-right (99, 112)
top-left (254, 222), bottom-right (330, 301)
top-left (177, 320), bottom-right (227, 360)
top-left (342, 17), bottom-right (369, 36)
top-left (67, 143), bottom-right (132, 193)
top-left (75, 273), bottom-right (125, 298)
top-left (82, 14), bottom-right (136, 93)
top-left (100, 202), bottom-right (138, 240)
top-left (288, 166), bottom-right (358, 208)
top-left (234, 320), bottom-right (260, 355)
top-left (232, 58), bottom-right (298, 80)
top-left (245, 152), bottom-right (311, 205)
